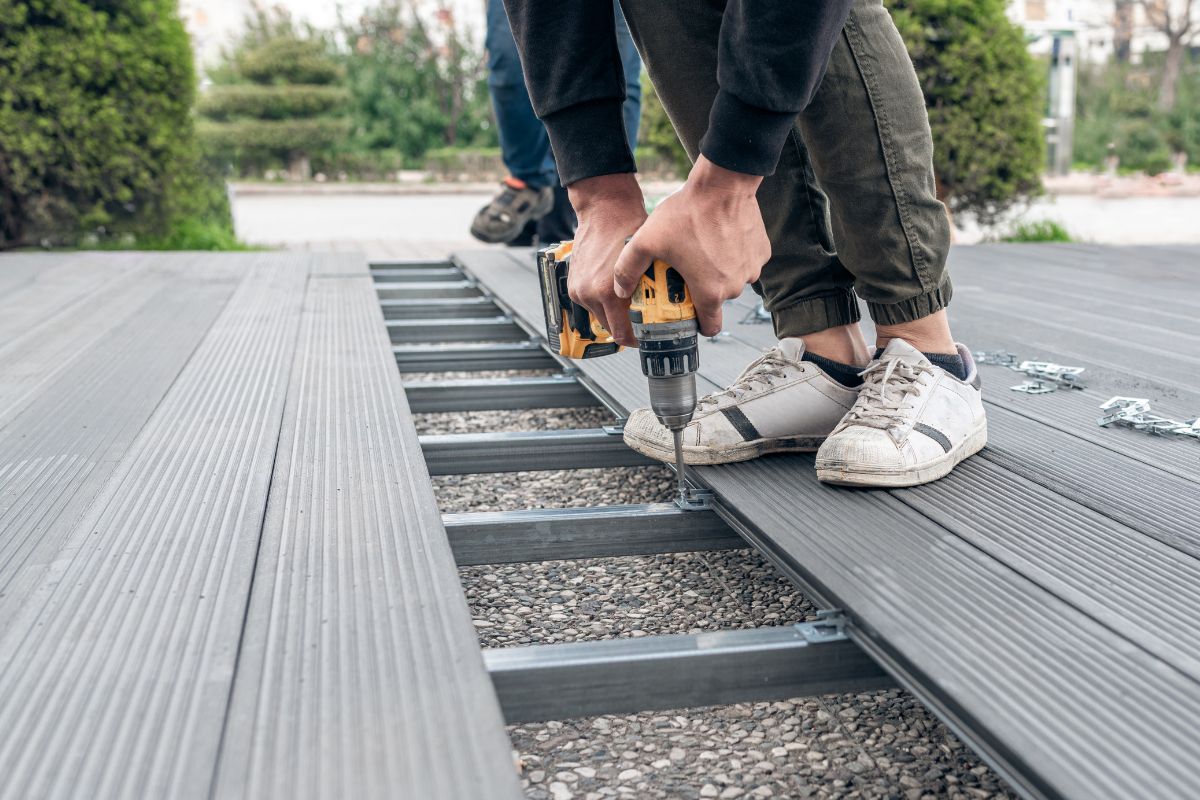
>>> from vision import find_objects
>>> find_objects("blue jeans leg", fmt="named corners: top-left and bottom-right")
top-left (486, 0), bottom-right (644, 188)
top-left (486, 0), bottom-right (556, 187)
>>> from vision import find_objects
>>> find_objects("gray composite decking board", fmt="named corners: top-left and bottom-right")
top-left (0, 266), bottom-right (241, 637)
top-left (458, 246), bottom-right (1200, 800)
top-left (948, 245), bottom-right (1200, 321)
top-left (696, 456), bottom-right (1200, 800)
top-left (0, 253), bottom-right (190, 425)
top-left (973, 405), bottom-right (1200, 554)
top-left (0, 252), bottom-right (148, 344)
top-left (216, 258), bottom-right (521, 800)
top-left (894, 456), bottom-right (1200, 680)
top-left (0, 253), bottom-right (310, 800)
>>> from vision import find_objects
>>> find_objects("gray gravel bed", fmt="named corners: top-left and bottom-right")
top-left (402, 368), bottom-right (560, 381)
top-left (415, 405), bottom-right (615, 435)
top-left (426, 407), bottom-right (1011, 799)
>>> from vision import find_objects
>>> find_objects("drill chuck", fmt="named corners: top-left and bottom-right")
top-left (647, 373), bottom-right (697, 430)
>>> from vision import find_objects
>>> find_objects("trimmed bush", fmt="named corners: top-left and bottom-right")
top-left (238, 37), bottom-right (343, 86)
top-left (198, 85), bottom-right (348, 121)
top-left (198, 12), bottom-right (349, 178)
top-left (198, 118), bottom-right (350, 152)
top-left (0, 0), bottom-right (214, 247)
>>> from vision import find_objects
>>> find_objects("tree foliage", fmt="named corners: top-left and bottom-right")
top-left (198, 10), bottom-right (349, 177)
top-left (0, 0), bottom-right (214, 247)
top-left (339, 0), bottom-right (495, 165)
top-left (892, 0), bottom-right (1045, 224)
top-left (1074, 56), bottom-right (1200, 174)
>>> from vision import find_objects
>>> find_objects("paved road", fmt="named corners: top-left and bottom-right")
top-left (231, 190), bottom-right (1200, 248)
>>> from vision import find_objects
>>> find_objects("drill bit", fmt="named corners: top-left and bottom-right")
top-left (672, 427), bottom-right (687, 502)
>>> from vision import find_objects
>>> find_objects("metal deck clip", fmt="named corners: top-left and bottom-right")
top-left (740, 301), bottom-right (772, 325)
top-left (795, 609), bottom-right (849, 644)
top-left (674, 487), bottom-right (715, 512)
top-left (602, 422), bottom-right (626, 436)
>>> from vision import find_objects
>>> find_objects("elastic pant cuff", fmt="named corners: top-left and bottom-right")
top-left (866, 278), bottom-right (953, 327)
top-left (771, 288), bottom-right (862, 339)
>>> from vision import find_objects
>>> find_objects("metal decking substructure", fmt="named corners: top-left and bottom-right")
top-left (1, 245), bottom-right (1197, 800)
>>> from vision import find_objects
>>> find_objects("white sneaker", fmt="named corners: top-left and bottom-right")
top-left (623, 338), bottom-right (859, 465)
top-left (816, 339), bottom-right (987, 487)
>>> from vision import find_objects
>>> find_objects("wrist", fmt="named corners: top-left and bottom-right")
top-left (567, 172), bottom-right (644, 217)
top-left (687, 156), bottom-right (763, 198)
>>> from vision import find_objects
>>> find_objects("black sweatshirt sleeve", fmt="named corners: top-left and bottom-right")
top-left (701, 0), bottom-right (854, 175)
top-left (503, 0), bottom-right (854, 182)
top-left (502, 0), bottom-right (635, 185)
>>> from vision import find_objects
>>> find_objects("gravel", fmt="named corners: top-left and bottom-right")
top-left (421, 403), bottom-right (1015, 799)
top-left (417, 405), bottom-right (614, 436)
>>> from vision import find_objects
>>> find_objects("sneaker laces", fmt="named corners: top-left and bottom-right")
top-left (843, 358), bottom-right (932, 429)
top-left (696, 348), bottom-right (794, 410)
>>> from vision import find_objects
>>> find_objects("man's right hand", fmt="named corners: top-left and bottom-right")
top-left (565, 173), bottom-right (648, 347)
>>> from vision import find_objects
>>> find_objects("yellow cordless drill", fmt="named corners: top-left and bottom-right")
top-left (537, 242), bottom-right (700, 505)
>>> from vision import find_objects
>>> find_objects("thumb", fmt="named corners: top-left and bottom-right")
top-left (612, 236), bottom-right (650, 299)
top-left (694, 297), bottom-right (724, 339)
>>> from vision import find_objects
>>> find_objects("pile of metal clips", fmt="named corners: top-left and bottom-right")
top-left (973, 350), bottom-right (1086, 394)
top-left (1097, 397), bottom-right (1200, 440)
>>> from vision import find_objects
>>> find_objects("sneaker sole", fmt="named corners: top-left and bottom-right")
top-left (624, 430), bottom-right (827, 466)
top-left (469, 191), bottom-right (555, 244)
top-left (816, 419), bottom-right (988, 488)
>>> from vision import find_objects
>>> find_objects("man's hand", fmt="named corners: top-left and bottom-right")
top-left (565, 173), bottom-right (648, 347)
top-left (613, 156), bottom-right (770, 337)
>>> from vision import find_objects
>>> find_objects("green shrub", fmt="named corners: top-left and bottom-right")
top-left (340, 1), bottom-right (495, 165)
top-left (998, 219), bottom-right (1073, 242)
top-left (0, 0), bottom-right (220, 248)
top-left (637, 75), bottom-right (691, 177)
top-left (1074, 60), bottom-right (1198, 175)
top-left (424, 147), bottom-right (503, 180)
top-left (893, 0), bottom-right (1046, 224)
top-left (198, 85), bottom-right (348, 120)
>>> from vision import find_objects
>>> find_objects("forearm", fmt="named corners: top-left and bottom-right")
top-left (502, 0), bottom-right (636, 184)
top-left (700, 0), bottom-right (854, 176)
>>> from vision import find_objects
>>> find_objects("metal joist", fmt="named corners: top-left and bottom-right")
top-left (387, 317), bottom-right (529, 345)
top-left (380, 296), bottom-right (502, 320)
top-left (419, 428), bottom-right (654, 475)
top-left (444, 503), bottom-right (744, 565)
top-left (393, 342), bottom-right (558, 373)
top-left (376, 281), bottom-right (481, 300)
top-left (372, 267), bottom-right (464, 283)
top-left (485, 621), bottom-right (894, 724)
top-left (370, 259), bottom-right (454, 270)
top-left (404, 375), bottom-right (599, 413)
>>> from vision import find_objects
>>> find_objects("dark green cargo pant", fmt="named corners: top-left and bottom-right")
top-left (618, 0), bottom-right (952, 337)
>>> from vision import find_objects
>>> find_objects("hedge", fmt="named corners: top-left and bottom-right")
top-left (197, 85), bottom-right (348, 121)
top-left (198, 117), bottom-right (350, 153)
top-left (0, 0), bottom-right (204, 247)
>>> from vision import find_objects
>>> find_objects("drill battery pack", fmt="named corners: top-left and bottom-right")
top-left (537, 242), bottom-right (622, 359)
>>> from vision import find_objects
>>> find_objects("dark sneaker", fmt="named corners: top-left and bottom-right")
top-left (470, 177), bottom-right (554, 244)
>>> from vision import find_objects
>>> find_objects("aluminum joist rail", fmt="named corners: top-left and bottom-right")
top-left (450, 247), bottom-right (1200, 800)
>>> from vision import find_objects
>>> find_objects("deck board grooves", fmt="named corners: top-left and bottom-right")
top-left (215, 258), bottom-right (521, 799)
top-left (0, 253), bottom-right (309, 799)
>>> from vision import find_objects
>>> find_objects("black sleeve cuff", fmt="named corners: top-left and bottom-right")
top-left (542, 98), bottom-right (637, 186)
top-left (699, 89), bottom-right (798, 177)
